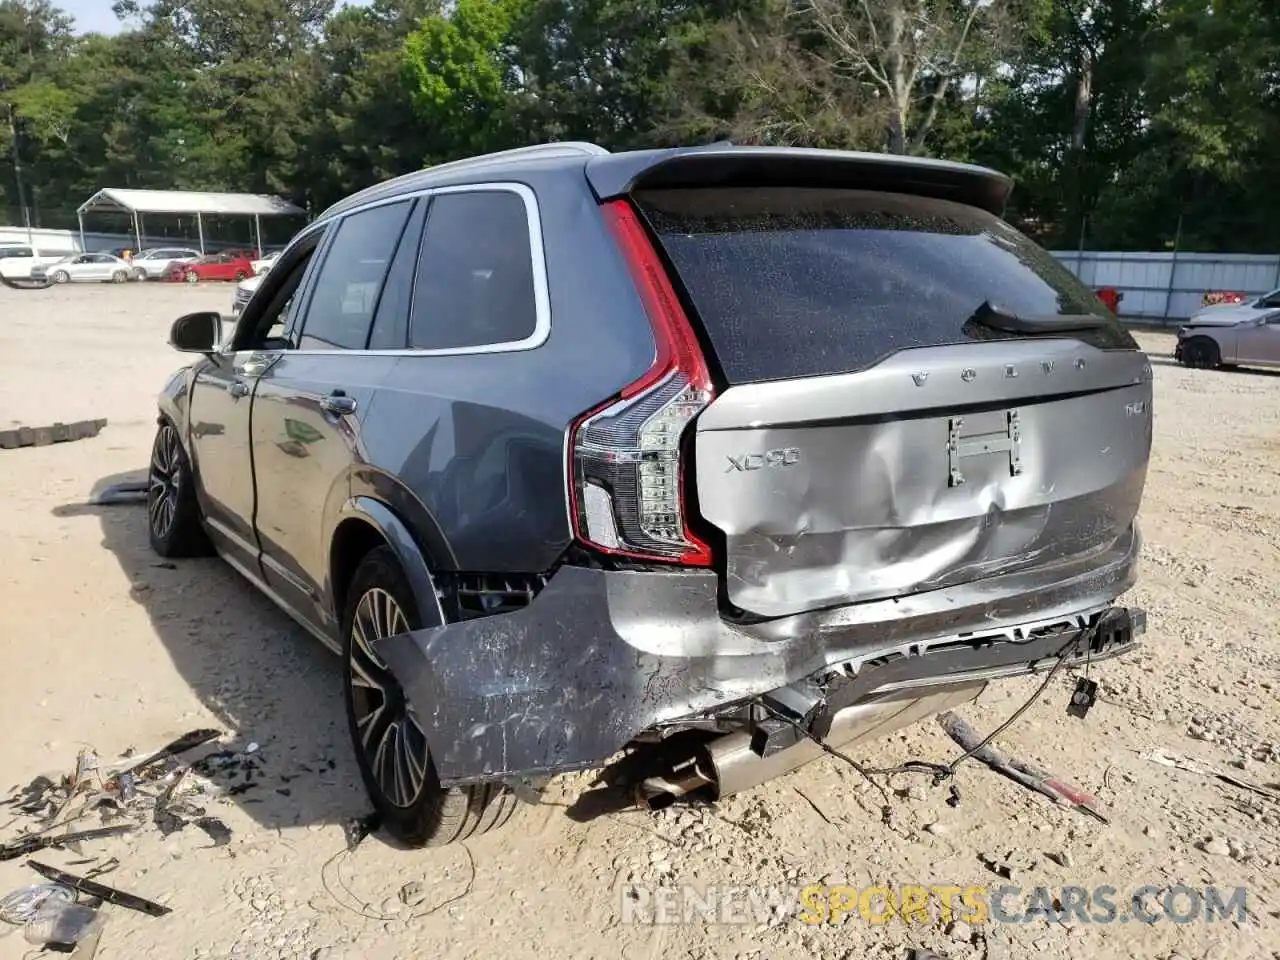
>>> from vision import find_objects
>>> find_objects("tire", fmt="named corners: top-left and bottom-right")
top-left (147, 420), bottom-right (212, 557)
top-left (185, 270), bottom-right (199, 284)
top-left (1181, 336), bottom-right (1220, 369)
top-left (111, 270), bottom-right (128, 283)
top-left (131, 268), bottom-right (147, 282)
top-left (341, 546), bottom-right (521, 847)
top-left (52, 270), bottom-right (69, 284)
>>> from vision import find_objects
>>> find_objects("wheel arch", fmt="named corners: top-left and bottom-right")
top-left (328, 497), bottom-right (449, 630)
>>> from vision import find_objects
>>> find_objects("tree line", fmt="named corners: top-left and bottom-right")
top-left (2, 0), bottom-right (1278, 252)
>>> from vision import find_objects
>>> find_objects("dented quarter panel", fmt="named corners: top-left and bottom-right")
top-left (377, 521), bottom-right (1140, 785)
top-left (696, 339), bottom-right (1153, 618)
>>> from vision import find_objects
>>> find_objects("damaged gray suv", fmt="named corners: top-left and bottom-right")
top-left (150, 142), bottom-right (1152, 848)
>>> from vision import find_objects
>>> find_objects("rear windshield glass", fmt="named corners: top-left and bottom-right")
top-left (636, 187), bottom-right (1135, 384)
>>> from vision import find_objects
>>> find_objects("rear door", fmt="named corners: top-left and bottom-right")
top-left (635, 185), bottom-right (1153, 619)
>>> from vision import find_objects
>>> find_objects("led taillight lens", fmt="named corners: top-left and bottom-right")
top-left (568, 200), bottom-right (715, 567)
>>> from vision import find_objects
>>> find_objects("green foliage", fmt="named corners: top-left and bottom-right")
top-left (401, 0), bottom-right (526, 160)
top-left (0, 0), bottom-right (1278, 252)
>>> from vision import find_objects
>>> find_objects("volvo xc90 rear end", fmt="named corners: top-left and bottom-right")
top-left (376, 145), bottom-right (1152, 813)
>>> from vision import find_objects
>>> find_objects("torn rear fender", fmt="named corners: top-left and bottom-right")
top-left (375, 523), bottom-right (1142, 787)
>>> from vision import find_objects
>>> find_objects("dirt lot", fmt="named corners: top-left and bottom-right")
top-left (0, 282), bottom-right (1277, 960)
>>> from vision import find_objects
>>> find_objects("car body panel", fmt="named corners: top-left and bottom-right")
top-left (250, 352), bottom-right (390, 632)
top-left (696, 339), bottom-right (1153, 618)
top-left (377, 540), bottom-right (1144, 785)
top-left (583, 145), bottom-right (1014, 215)
top-left (1229, 314), bottom-right (1280, 365)
top-left (187, 353), bottom-right (262, 570)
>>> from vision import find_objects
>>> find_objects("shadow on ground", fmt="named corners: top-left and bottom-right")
top-left (52, 468), bottom-right (376, 835)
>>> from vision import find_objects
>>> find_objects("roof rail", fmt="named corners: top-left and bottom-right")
top-left (423, 141), bottom-right (609, 176)
top-left (315, 141), bottom-right (611, 222)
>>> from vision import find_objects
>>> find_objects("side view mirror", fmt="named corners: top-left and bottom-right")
top-left (169, 311), bottom-right (221, 353)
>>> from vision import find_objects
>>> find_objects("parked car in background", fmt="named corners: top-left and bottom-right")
top-left (1176, 309), bottom-right (1280, 369)
top-left (149, 141), bottom-right (1151, 849)
top-left (230, 272), bottom-right (263, 315)
top-left (131, 247), bottom-right (201, 281)
top-left (171, 251), bottom-right (255, 283)
top-left (33, 252), bottom-right (133, 284)
top-left (251, 251), bottom-right (280, 275)
top-left (1187, 286), bottom-right (1280, 326)
top-left (0, 243), bottom-right (59, 280)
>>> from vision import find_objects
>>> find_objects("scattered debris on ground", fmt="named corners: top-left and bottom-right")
top-left (0, 728), bottom-right (258, 950)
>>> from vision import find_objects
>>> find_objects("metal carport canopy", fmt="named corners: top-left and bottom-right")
top-left (76, 188), bottom-right (305, 254)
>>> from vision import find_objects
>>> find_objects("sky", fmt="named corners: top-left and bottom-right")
top-left (61, 0), bottom-right (127, 35)
top-left (60, 0), bottom-right (369, 35)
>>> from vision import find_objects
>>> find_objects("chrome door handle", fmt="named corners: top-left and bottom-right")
top-left (319, 391), bottom-right (357, 416)
top-left (235, 358), bottom-right (271, 377)
top-left (229, 381), bottom-right (250, 399)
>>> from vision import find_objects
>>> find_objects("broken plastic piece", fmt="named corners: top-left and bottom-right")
top-left (24, 898), bottom-right (104, 946)
top-left (0, 883), bottom-right (76, 926)
top-left (26, 861), bottom-right (171, 918)
top-left (1067, 677), bottom-right (1098, 719)
top-left (114, 728), bottom-right (221, 779)
top-left (0, 824), bottom-right (135, 861)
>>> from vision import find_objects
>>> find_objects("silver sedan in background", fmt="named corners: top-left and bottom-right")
top-left (33, 253), bottom-right (134, 284)
top-left (1175, 309), bottom-right (1280, 369)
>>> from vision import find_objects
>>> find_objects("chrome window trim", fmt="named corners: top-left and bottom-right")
top-left (286, 181), bottom-right (551, 358)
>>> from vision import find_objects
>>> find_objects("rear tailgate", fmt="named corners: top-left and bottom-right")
top-left (633, 184), bottom-right (1152, 620)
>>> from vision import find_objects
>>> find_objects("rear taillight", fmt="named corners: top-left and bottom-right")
top-left (567, 199), bottom-right (714, 567)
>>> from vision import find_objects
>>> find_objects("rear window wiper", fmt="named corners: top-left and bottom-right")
top-left (965, 300), bottom-right (1109, 335)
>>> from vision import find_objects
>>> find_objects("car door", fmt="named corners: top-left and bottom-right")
top-left (89, 254), bottom-right (114, 280)
top-left (186, 234), bottom-right (327, 579)
top-left (249, 198), bottom-right (418, 636)
top-left (1234, 312), bottom-right (1280, 365)
top-left (64, 254), bottom-right (91, 280)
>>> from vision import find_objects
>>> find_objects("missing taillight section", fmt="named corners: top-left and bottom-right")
top-left (566, 200), bottom-right (715, 567)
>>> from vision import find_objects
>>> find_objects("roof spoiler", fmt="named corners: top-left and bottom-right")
top-left (585, 146), bottom-right (1014, 217)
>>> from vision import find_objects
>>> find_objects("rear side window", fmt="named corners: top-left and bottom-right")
top-left (408, 190), bottom-right (538, 351)
top-left (0, 246), bottom-right (32, 259)
top-left (636, 187), bottom-right (1135, 384)
top-left (299, 201), bottom-right (413, 350)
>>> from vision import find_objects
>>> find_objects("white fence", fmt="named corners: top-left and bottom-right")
top-left (0, 225), bottom-right (248, 255)
top-left (1052, 250), bottom-right (1280, 323)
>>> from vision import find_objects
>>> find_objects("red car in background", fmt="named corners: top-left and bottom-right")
top-left (169, 251), bottom-right (255, 283)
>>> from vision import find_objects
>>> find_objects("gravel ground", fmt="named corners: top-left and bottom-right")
top-left (0, 283), bottom-right (1277, 960)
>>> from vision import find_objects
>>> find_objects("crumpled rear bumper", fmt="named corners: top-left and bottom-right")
top-left (377, 525), bottom-right (1145, 787)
